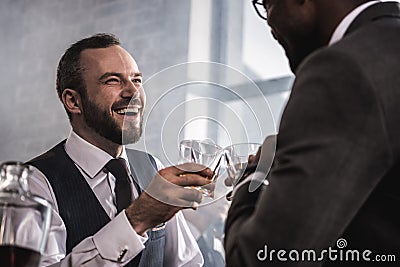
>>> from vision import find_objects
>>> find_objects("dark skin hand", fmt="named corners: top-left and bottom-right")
top-left (224, 146), bottom-right (261, 187)
top-left (224, 146), bottom-right (261, 201)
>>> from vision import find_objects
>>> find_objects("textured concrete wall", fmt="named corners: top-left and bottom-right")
top-left (0, 0), bottom-right (191, 162)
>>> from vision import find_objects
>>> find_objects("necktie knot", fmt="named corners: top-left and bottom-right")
top-left (105, 158), bottom-right (130, 182)
top-left (105, 158), bottom-right (132, 213)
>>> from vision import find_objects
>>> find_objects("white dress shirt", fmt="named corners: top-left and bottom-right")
top-left (28, 131), bottom-right (203, 266)
top-left (329, 0), bottom-right (381, 45)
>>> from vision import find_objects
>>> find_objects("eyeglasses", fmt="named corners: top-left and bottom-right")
top-left (252, 0), bottom-right (267, 21)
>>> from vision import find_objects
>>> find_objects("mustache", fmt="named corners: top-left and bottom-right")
top-left (112, 98), bottom-right (142, 110)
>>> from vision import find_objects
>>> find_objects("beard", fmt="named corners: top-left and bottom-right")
top-left (286, 38), bottom-right (323, 73)
top-left (269, 8), bottom-right (324, 73)
top-left (81, 95), bottom-right (143, 145)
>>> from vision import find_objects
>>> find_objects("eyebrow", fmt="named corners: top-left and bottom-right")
top-left (99, 72), bottom-right (143, 80)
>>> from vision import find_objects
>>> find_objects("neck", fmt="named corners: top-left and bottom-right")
top-left (72, 124), bottom-right (123, 158)
top-left (315, 0), bottom-right (370, 45)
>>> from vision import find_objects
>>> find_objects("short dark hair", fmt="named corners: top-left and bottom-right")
top-left (56, 33), bottom-right (121, 118)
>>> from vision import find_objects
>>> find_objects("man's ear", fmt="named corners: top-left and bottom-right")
top-left (62, 89), bottom-right (82, 115)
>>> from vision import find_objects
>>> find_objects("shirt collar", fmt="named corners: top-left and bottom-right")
top-left (329, 1), bottom-right (381, 46)
top-left (65, 130), bottom-right (130, 179)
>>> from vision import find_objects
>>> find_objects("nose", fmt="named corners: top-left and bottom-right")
top-left (121, 81), bottom-right (141, 99)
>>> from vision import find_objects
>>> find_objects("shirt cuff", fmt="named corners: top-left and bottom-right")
top-left (92, 211), bottom-right (148, 263)
top-left (232, 171), bottom-right (269, 197)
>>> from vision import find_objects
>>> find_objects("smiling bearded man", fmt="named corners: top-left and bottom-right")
top-left (26, 33), bottom-right (210, 267)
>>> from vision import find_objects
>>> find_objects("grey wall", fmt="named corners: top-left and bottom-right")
top-left (0, 0), bottom-right (191, 162)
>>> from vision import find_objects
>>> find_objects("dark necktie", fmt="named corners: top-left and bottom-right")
top-left (105, 158), bottom-right (133, 213)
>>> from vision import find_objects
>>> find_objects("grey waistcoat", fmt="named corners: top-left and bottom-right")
top-left (28, 140), bottom-right (165, 267)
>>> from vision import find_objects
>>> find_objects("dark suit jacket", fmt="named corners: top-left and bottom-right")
top-left (225, 2), bottom-right (400, 266)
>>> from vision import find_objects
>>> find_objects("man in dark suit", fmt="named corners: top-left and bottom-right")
top-left (225, 0), bottom-right (400, 266)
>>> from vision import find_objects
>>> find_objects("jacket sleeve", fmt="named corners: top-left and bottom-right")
top-left (224, 48), bottom-right (392, 266)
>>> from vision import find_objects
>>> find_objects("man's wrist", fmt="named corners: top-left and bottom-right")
top-left (125, 204), bottom-right (151, 236)
top-left (125, 195), bottom-right (161, 235)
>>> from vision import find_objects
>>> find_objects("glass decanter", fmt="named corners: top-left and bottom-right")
top-left (0, 162), bottom-right (52, 267)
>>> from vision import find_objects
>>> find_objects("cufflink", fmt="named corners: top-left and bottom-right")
top-left (117, 248), bottom-right (128, 262)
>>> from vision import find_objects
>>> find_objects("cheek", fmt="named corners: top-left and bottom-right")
top-left (270, 14), bottom-right (303, 50)
top-left (92, 94), bottom-right (115, 114)
top-left (267, 10), bottom-right (289, 42)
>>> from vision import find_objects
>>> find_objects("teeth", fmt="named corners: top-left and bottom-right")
top-left (115, 107), bottom-right (140, 115)
top-left (115, 108), bottom-right (127, 114)
top-left (127, 107), bottom-right (139, 113)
